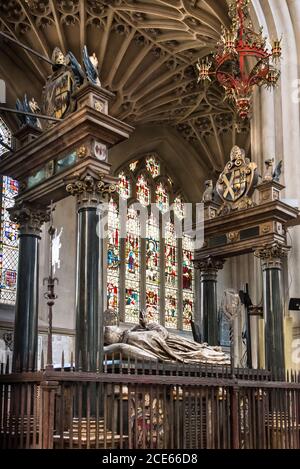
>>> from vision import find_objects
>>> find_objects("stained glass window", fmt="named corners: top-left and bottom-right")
top-left (118, 171), bottom-right (131, 199)
top-left (146, 155), bottom-right (160, 178)
top-left (0, 176), bottom-right (19, 304)
top-left (146, 214), bottom-right (160, 323)
top-left (164, 222), bottom-right (178, 328)
top-left (125, 208), bottom-right (140, 323)
top-left (156, 183), bottom-right (169, 214)
top-left (107, 198), bottom-right (120, 311)
top-left (136, 175), bottom-right (150, 207)
top-left (182, 235), bottom-right (195, 331)
top-left (174, 195), bottom-right (185, 220)
top-left (0, 118), bottom-right (11, 157)
top-left (107, 155), bottom-right (196, 332)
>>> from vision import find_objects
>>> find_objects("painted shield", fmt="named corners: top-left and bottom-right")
top-left (217, 147), bottom-right (257, 204)
top-left (43, 69), bottom-right (74, 120)
top-left (219, 168), bottom-right (248, 202)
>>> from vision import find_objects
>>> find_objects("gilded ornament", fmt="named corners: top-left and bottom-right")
top-left (227, 231), bottom-right (239, 243)
top-left (76, 146), bottom-right (88, 159)
top-left (94, 100), bottom-right (104, 112)
top-left (216, 145), bottom-right (258, 215)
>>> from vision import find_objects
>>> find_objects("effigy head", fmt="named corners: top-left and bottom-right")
top-left (104, 325), bottom-right (123, 345)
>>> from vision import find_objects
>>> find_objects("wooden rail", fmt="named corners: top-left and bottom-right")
top-left (0, 355), bottom-right (299, 449)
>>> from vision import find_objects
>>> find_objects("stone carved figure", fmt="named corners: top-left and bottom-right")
top-left (202, 180), bottom-right (214, 202)
top-left (263, 158), bottom-right (274, 182)
top-left (104, 319), bottom-right (230, 365)
top-left (263, 158), bottom-right (283, 183)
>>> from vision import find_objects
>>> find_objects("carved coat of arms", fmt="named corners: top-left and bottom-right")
top-left (43, 69), bottom-right (74, 120)
top-left (217, 146), bottom-right (258, 212)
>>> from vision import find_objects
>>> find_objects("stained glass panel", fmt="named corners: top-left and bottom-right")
top-left (182, 235), bottom-right (195, 331)
top-left (107, 199), bottom-right (120, 311)
top-left (125, 208), bottom-right (140, 323)
top-left (164, 222), bottom-right (177, 328)
top-left (156, 183), bottom-right (169, 214)
top-left (0, 118), bottom-right (12, 157)
top-left (146, 214), bottom-right (160, 323)
top-left (136, 175), bottom-right (150, 207)
top-left (0, 176), bottom-right (19, 304)
top-left (118, 171), bottom-right (131, 199)
top-left (146, 155), bottom-right (160, 178)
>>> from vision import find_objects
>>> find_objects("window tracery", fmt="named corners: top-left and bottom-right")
top-left (108, 154), bottom-right (195, 331)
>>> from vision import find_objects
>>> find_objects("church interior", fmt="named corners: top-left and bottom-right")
top-left (0, 0), bottom-right (299, 450)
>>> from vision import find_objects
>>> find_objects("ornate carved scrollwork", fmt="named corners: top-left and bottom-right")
top-left (194, 257), bottom-right (225, 281)
top-left (254, 242), bottom-right (290, 270)
top-left (66, 172), bottom-right (117, 208)
top-left (8, 201), bottom-right (50, 236)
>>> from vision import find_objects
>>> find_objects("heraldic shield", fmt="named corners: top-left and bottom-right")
top-left (43, 69), bottom-right (74, 120)
top-left (217, 146), bottom-right (258, 210)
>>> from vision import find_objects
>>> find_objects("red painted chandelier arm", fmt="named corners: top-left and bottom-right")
top-left (237, 0), bottom-right (245, 42)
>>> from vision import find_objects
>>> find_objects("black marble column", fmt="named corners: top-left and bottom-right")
top-left (9, 203), bottom-right (49, 371)
top-left (66, 174), bottom-right (115, 372)
top-left (76, 206), bottom-right (100, 371)
top-left (196, 258), bottom-right (225, 346)
top-left (255, 243), bottom-right (289, 375)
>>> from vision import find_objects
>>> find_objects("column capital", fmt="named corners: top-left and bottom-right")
top-left (254, 242), bottom-right (290, 270)
top-left (8, 201), bottom-right (50, 236)
top-left (66, 172), bottom-right (117, 209)
top-left (194, 257), bottom-right (225, 272)
top-left (194, 257), bottom-right (225, 281)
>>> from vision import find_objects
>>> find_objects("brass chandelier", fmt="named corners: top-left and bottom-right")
top-left (197, 0), bottom-right (282, 120)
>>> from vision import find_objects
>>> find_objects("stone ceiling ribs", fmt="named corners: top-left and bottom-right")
top-left (0, 0), bottom-right (250, 173)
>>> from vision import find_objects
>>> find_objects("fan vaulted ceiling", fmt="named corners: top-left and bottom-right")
top-left (0, 0), bottom-right (250, 173)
